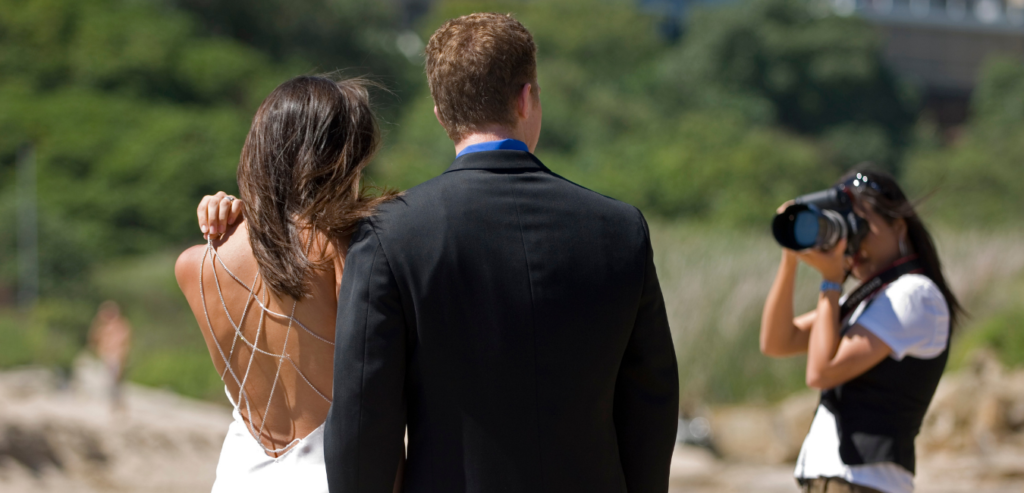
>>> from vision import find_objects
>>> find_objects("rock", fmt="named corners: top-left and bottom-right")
top-left (707, 391), bottom-right (817, 464)
top-left (918, 349), bottom-right (1024, 456)
top-left (773, 391), bottom-right (819, 461)
top-left (0, 425), bottom-right (63, 475)
top-left (0, 364), bottom-right (231, 493)
top-left (0, 367), bottom-right (59, 400)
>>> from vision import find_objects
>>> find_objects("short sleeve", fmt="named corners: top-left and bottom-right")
top-left (852, 274), bottom-right (950, 361)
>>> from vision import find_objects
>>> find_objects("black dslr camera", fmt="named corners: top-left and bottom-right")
top-left (771, 175), bottom-right (871, 256)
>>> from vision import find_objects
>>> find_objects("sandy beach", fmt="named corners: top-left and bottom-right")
top-left (3, 356), bottom-right (1024, 493)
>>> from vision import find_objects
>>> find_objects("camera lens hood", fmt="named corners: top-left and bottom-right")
top-left (772, 203), bottom-right (819, 250)
top-left (772, 202), bottom-right (852, 252)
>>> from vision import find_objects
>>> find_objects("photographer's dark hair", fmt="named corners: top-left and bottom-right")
top-left (237, 75), bottom-right (394, 300)
top-left (840, 169), bottom-right (964, 329)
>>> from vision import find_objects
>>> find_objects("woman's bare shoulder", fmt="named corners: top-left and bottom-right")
top-left (175, 244), bottom-right (208, 293)
top-left (175, 221), bottom-right (251, 294)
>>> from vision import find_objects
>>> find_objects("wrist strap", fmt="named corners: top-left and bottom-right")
top-left (820, 280), bottom-right (843, 293)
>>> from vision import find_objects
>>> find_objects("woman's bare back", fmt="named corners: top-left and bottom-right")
top-left (175, 219), bottom-right (344, 456)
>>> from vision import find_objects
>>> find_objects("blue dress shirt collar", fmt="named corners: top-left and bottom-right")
top-left (455, 138), bottom-right (529, 158)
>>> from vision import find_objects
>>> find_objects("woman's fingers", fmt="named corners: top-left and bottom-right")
top-left (217, 196), bottom-right (233, 226)
top-left (196, 191), bottom-right (242, 239)
top-left (197, 191), bottom-right (229, 238)
top-left (830, 238), bottom-right (848, 257)
top-left (198, 194), bottom-right (218, 237)
top-left (229, 197), bottom-right (244, 225)
top-left (776, 200), bottom-right (796, 215)
top-left (798, 238), bottom-right (848, 282)
top-left (207, 195), bottom-right (222, 236)
top-left (215, 195), bottom-right (244, 235)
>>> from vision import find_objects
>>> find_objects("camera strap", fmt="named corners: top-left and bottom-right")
top-left (839, 255), bottom-right (924, 321)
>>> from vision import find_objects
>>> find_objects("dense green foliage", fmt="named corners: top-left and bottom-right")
top-left (904, 56), bottom-right (1024, 227)
top-left (0, 0), bottom-right (285, 298)
top-left (377, 0), bottom-right (888, 222)
top-left (662, 0), bottom-right (918, 171)
top-left (162, 0), bottom-right (419, 120)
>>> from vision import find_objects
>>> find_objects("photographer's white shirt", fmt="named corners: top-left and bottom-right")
top-left (795, 274), bottom-right (950, 493)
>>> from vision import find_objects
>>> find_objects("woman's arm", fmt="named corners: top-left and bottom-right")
top-left (807, 321), bottom-right (891, 389)
top-left (760, 249), bottom-right (815, 357)
top-left (799, 238), bottom-right (892, 389)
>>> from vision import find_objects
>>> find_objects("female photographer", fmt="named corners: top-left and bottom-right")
top-left (760, 170), bottom-right (962, 493)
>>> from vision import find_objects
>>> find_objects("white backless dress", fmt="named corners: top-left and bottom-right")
top-left (211, 387), bottom-right (329, 493)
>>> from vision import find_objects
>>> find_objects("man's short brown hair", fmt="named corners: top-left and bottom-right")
top-left (425, 13), bottom-right (537, 142)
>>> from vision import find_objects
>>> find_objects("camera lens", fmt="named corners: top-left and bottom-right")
top-left (818, 209), bottom-right (848, 252)
top-left (772, 204), bottom-right (849, 251)
top-left (773, 184), bottom-right (865, 255)
top-left (793, 210), bottom-right (819, 248)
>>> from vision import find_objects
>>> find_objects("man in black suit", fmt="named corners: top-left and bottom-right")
top-left (324, 12), bottom-right (679, 493)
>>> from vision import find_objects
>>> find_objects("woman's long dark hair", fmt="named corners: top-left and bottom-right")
top-left (237, 76), bottom-right (394, 300)
top-left (840, 169), bottom-right (964, 329)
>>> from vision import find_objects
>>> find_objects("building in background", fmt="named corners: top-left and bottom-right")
top-left (861, 0), bottom-right (1024, 126)
top-left (642, 0), bottom-right (1024, 127)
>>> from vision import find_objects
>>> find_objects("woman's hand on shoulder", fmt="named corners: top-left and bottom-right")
top-left (198, 191), bottom-right (244, 239)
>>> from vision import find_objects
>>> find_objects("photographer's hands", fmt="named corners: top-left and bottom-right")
top-left (774, 199), bottom-right (849, 282)
top-left (763, 202), bottom-right (891, 390)
top-left (800, 237), bottom-right (891, 390)
top-left (796, 238), bottom-right (849, 284)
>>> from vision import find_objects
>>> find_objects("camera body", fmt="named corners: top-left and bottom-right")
top-left (772, 184), bottom-right (868, 256)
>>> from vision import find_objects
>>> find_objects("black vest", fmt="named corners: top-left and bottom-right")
top-left (820, 290), bottom-right (949, 474)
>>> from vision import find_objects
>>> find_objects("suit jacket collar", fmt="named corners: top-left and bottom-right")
top-left (444, 150), bottom-right (549, 174)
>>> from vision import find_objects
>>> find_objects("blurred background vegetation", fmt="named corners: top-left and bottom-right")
top-left (1, 0), bottom-right (1022, 405)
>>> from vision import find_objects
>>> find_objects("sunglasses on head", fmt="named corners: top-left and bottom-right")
top-left (841, 172), bottom-right (900, 201)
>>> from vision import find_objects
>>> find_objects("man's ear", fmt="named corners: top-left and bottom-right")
top-left (517, 83), bottom-right (533, 120)
top-left (434, 105), bottom-right (445, 127)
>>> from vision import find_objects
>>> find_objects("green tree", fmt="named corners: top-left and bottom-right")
top-left (567, 112), bottom-right (833, 224)
top-left (903, 56), bottom-right (1024, 226)
top-left (164, 0), bottom-right (420, 118)
top-left (660, 0), bottom-right (918, 171)
top-left (0, 0), bottom-right (292, 296)
top-left (374, 0), bottom-right (669, 190)
top-left (374, 0), bottom-right (838, 222)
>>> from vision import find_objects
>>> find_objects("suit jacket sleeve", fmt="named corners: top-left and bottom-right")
top-left (614, 212), bottom-right (679, 493)
top-left (325, 220), bottom-right (406, 493)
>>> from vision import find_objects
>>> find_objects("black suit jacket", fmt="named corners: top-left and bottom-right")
top-left (324, 150), bottom-right (678, 493)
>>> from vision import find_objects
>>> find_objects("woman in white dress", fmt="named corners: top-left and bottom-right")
top-left (174, 76), bottom-right (399, 493)
top-left (760, 170), bottom-right (963, 493)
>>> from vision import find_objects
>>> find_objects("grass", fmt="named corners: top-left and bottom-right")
top-left (648, 221), bottom-right (819, 408)
top-left (2, 222), bottom-right (1023, 407)
top-left (648, 221), bottom-right (1024, 407)
top-left (0, 300), bottom-right (96, 370)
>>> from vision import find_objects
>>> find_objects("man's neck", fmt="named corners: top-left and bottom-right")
top-left (454, 129), bottom-right (520, 156)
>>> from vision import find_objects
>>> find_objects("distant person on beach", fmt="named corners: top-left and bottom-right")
top-left (177, 76), bottom-right (399, 493)
top-left (88, 300), bottom-right (132, 411)
top-left (760, 170), bottom-right (963, 493)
